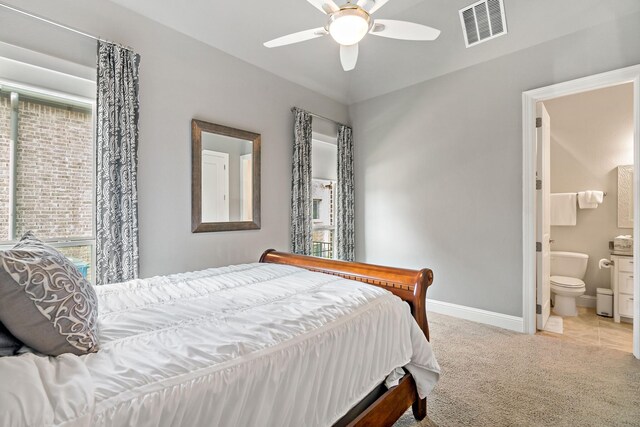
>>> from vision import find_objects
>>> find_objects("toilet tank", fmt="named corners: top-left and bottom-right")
top-left (550, 251), bottom-right (589, 279)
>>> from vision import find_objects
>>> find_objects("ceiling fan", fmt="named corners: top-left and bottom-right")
top-left (263, 0), bottom-right (441, 71)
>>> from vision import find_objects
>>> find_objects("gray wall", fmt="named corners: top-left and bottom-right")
top-left (349, 12), bottom-right (640, 317)
top-left (546, 84), bottom-right (634, 297)
top-left (0, 0), bottom-right (348, 278)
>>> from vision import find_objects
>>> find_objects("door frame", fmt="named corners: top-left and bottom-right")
top-left (535, 103), bottom-right (551, 330)
top-left (522, 64), bottom-right (640, 359)
top-left (240, 153), bottom-right (252, 221)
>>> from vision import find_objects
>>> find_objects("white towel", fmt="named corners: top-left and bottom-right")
top-left (550, 193), bottom-right (577, 226)
top-left (577, 191), bottom-right (604, 209)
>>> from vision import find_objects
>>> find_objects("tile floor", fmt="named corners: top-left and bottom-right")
top-left (537, 306), bottom-right (633, 353)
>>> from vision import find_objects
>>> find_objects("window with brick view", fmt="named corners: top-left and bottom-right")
top-left (311, 137), bottom-right (338, 260)
top-left (0, 89), bottom-right (94, 281)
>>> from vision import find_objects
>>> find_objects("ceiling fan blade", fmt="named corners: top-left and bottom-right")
top-left (340, 44), bottom-right (359, 71)
top-left (365, 0), bottom-right (391, 14)
top-left (264, 27), bottom-right (327, 48)
top-left (356, 0), bottom-right (375, 10)
top-left (306, 0), bottom-right (339, 14)
top-left (370, 19), bottom-right (441, 41)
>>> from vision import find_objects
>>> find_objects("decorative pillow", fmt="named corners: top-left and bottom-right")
top-left (0, 232), bottom-right (99, 356)
top-left (0, 321), bottom-right (22, 357)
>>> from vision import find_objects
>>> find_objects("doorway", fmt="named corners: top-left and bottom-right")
top-left (201, 149), bottom-right (229, 222)
top-left (522, 65), bottom-right (640, 359)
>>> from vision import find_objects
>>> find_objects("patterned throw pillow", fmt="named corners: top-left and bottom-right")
top-left (0, 232), bottom-right (99, 356)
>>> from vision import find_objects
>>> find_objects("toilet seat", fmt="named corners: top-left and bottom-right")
top-left (550, 275), bottom-right (585, 288)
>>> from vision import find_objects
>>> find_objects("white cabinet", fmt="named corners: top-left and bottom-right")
top-left (619, 295), bottom-right (634, 318)
top-left (611, 254), bottom-right (635, 323)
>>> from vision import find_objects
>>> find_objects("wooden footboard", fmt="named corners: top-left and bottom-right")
top-left (259, 250), bottom-right (434, 426)
top-left (259, 250), bottom-right (433, 340)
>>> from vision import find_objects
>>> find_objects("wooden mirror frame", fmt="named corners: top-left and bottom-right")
top-left (191, 119), bottom-right (261, 232)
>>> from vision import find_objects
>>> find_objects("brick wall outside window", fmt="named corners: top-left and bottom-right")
top-left (0, 95), bottom-right (10, 241)
top-left (0, 93), bottom-right (93, 242)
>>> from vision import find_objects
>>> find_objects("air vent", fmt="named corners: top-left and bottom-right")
top-left (459, 0), bottom-right (507, 48)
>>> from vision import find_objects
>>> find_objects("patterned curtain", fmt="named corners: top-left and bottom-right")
top-left (336, 124), bottom-right (355, 261)
top-left (95, 41), bottom-right (140, 285)
top-left (290, 108), bottom-right (313, 255)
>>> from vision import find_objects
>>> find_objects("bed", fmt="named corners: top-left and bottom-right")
top-left (0, 250), bottom-right (439, 427)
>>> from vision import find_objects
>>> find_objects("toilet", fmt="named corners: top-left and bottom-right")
top-left (550, 251), bottom-right (588, 317)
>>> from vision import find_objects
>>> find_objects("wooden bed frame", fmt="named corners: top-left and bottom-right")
top-left (259, 250), bottom-right (434, 427)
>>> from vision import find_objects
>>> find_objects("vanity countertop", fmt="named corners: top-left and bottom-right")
top-left (610, 251), bottom-right (633, 257)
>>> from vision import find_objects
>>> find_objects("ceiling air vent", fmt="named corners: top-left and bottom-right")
top-left (459, 0), bottom-right (507, 48)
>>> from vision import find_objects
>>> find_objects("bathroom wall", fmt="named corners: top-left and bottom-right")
top-left (546, 83), bottom-right (634, 298)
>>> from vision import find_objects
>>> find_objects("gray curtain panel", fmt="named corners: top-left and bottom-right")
top-left (290, 108), bottom-right (313, 255)
top-left (336, 124), bottom-right (355, 261)
top-left (96, 41), bottom-right (140, 285)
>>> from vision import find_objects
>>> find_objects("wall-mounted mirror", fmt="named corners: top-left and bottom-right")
top-left (618, 165), bottom-right (633, 228)
top-left (192, 119), bottom-right (260, 232)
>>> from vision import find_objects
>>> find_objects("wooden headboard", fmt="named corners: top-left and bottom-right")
top-left (259, 250), bottom-right (433, 340)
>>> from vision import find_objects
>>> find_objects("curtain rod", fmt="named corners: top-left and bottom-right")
top-left (0, 2), bottom-right (134, 52)
top-left (309, 112), bottom-right (343, 126)
top-left (292, 107), bottom-right (345, 127)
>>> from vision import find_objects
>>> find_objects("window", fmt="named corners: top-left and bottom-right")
top-left (0, 84), bottom-right (95, 282)
top-left (311, 179), bottom-right (335, 259)
top-left (312, 199), bottom-right (321, 220)
top-left (311, 136), bottom-right (338, 260)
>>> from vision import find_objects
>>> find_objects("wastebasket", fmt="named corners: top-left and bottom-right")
top-left (596, 288), bottom-right (613, 317)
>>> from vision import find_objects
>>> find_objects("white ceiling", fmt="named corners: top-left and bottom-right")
top-left (107, 0), bottom-right (640, 105)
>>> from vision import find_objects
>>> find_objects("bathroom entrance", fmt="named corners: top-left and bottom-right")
top-left (522, 66), bottom-right (640, 358)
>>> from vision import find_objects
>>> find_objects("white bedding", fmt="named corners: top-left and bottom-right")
top-left (0, 263), bottom-right (440, 427)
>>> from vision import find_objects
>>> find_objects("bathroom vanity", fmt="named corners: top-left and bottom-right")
top-left (611, 254), bottom-right (635, 323)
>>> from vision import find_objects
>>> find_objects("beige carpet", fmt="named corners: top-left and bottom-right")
top-left (394, 313), bottom-right (640, 427)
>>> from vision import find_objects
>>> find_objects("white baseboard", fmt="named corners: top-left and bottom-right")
top-left (577, 295), bottom-right (597, 308)
top-left (427, 299), bottom-right (524, 332)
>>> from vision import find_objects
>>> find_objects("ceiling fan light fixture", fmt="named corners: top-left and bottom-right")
top-left (328, 7), bottom-right (372, 46)
top-left (263, 0), bottom-right (442, 73)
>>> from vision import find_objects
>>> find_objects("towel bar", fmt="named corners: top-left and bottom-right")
top-left (575, 192), bottom-right (606, 197)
